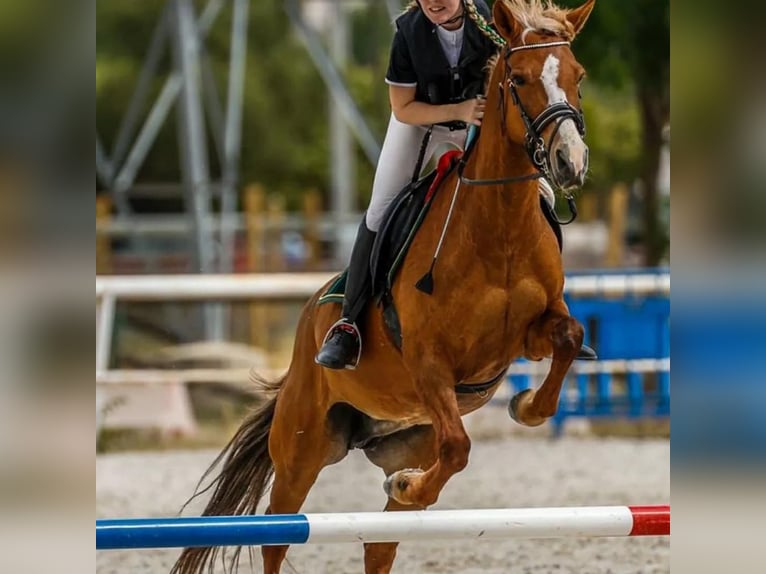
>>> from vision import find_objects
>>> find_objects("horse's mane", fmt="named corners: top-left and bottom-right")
top-left (501, 0), bottom-right (576, 42)
top-left (483, 0), bottom-right (576, 85)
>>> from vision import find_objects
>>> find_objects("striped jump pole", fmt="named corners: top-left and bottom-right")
top-left (97, 505), bottom-right (669, 550)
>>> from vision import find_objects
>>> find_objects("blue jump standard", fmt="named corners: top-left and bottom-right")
top-left (96, 515), bottom-right (311, 550)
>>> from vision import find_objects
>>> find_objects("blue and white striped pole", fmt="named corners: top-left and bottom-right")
top-left (96, 506), bottom-right (670, 550)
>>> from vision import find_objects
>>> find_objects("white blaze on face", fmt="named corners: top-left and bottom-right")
top-left (540, 54), bottom-right (587, 176)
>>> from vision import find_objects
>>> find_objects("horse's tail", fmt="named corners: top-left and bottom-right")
top-left (170, 371), bottom-right (285, 574)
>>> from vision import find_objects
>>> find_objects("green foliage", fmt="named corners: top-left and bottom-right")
top-left (351, 0), bottom-right (395, 67)
top-left (557, 0), bottom-right (669, 264)
top-left (580, 88), bottom-right (641, 193)
top-left (347, 3), bottom-right (395, 204)
top-left (235, 14), bottom-right (330, 206)
top-left (552, 0), bottom-right (669, 92)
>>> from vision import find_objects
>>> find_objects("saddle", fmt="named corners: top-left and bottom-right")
top-left (318, 150), bottom-right (564, 349)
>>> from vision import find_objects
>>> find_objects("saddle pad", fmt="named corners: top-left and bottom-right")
top-left (317, 151), bottom-right (462, 308)
top-left (371, 150), bottom-right (463, 294)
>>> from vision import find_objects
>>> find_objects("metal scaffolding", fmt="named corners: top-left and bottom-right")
top-left (96, 0), bottom-right (392, 339)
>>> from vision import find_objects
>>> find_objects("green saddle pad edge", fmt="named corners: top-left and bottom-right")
top-left (316, 270), bottom-right (348, 305)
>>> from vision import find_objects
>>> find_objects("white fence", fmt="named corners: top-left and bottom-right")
top-left (96, 272), bottom-right (337, 377)
top-left (96, 272), bottom-right (670, 379)
top-left (95, 272), bottom-right (669, 433)
top-left (96, 271), bottom-right (669, 379)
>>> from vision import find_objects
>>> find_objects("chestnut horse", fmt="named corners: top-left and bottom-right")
top-left (172, 1), bottom-right (595, 573)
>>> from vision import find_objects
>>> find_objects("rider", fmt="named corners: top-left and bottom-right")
top-left (315, 0), bottom-right (501, 370)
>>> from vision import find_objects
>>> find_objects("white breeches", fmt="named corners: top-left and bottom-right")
top-left (365, 114), bottom-right (467, 232)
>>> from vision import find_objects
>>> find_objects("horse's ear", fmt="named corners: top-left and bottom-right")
top-left (566, 0), bottom-right (595, 37)
top-left (492, 0), bottom-right (523, 44)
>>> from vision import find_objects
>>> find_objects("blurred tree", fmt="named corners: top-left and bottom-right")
top-left (558, 0), bottom-right (670, 265)
top-left (349, 1), bottom-right (397, 205)
top-left (578, 89), bottom-right (641, 198)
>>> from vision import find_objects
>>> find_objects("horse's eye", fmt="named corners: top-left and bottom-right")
top-left (511, 75), bottom-right (526, 87)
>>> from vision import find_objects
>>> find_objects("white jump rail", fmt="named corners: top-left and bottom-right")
top-left (506, 358), bottom-right (670, 376)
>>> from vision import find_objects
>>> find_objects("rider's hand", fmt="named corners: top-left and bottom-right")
top-left (454, 96), bottom-right (486, 126)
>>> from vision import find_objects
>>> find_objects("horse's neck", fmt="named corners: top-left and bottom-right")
top-left (450, 127), bottom-right (542, 242)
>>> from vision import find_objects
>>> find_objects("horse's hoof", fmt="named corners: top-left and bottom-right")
top-left (508, 389), bottom-right (546, 427)
top-left (383, 468), bottom-right (423, 504)
top-left (508, 388), bottom-right (531, 422)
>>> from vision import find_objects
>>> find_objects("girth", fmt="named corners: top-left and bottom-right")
top-left (454, 369), bottom-right (507, 396)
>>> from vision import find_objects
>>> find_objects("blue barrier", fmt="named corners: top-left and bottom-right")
top-left (507, 361), bottom-right (669, 436)
top-left (564, 267), bottom-right (669, 360)
top-left (508, 269), bottom-right (670, 435)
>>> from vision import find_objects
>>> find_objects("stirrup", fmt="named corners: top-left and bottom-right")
top-left (321, 318), bottom-right (363, 369)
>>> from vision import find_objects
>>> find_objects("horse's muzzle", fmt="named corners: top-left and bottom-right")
top-left (553, 145), bottom-right (588, 189)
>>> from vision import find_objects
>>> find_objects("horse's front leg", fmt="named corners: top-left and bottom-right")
top-left (383, 361), bottom-right (469, 508)
top-left (511, 301), bottom-right (584, 426)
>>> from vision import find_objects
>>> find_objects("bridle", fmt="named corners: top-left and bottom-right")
top-left (459, 40), bottom-right (586, 192)
top-left (504, 41), bottom-right (586, 177)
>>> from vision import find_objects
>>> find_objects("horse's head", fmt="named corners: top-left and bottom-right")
top-left (490, 0), bottom-right (595, 190)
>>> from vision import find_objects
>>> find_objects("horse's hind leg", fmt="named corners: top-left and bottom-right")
top-left (363, 425), bottom-right (436, 574)
top-left (511, 302), bottom-right (584, 426)
top-left (261, 371), bottom-right (348, 573)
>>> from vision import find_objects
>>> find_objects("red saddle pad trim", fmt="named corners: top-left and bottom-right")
top-left (425, 150), bottom-right (463, 203)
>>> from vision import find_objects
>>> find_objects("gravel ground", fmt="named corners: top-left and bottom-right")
top-left (97, 409), bottom-right (669, 574)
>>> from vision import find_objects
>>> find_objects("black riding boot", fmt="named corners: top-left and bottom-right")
top-left (576, 343), bottom-right (598, 360)
top-left (315, 219), bottom-right (377, 370)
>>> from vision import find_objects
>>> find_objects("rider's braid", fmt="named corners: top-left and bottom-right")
top-left (463, 0), bottom-right (507, 48)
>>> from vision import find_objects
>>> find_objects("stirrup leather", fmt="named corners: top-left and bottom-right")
top-left (321, 318), bottom-right (363, 369)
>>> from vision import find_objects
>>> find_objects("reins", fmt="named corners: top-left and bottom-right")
top-left (457, 124), bottom-right (544, 186)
